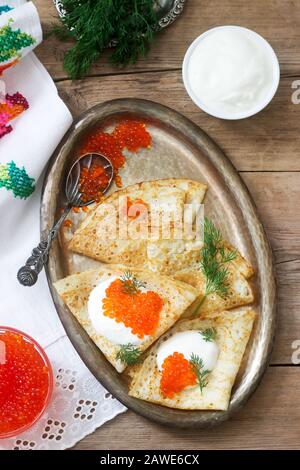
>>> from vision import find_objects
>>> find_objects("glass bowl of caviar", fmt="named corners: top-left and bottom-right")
top-left (0, 326), bottom-right (53, 439)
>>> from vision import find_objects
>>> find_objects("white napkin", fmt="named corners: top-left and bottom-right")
top-left (0, 1), bottom-right (126, 450)
top-left (0, 53), bottom-right (72, 345)
top-left (0, 1), bottom-right (42, 67)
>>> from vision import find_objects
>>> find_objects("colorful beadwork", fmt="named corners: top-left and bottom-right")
top-left (0, 161), bottom-right (35, 199)
top-left (0, 58), bottom-right (18, 75)
top-left (0, 19), bottom-right (35, 63)
top-left (0, 6), bottom-right (13, 15)
top-left (0, 91), bottom-right (29, 139)
top-left (0, 119), bottom-right (11, 137)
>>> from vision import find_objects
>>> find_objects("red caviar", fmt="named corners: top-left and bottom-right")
top-left (0, 328), bottom-right (53, 438)
top-left (80, 131), bottom-right (125, 173)
top-left (79, 120), bottom-right (152, 190)
top-left (102, 279), bottom-right (163, 338)
top-left (63, 219), bottom-right (72, 228)
top-left (112, 120), bottom-right (152, 152)
top-left (160, 352), bottom-right (197, 398)
top-left (79, 161), bottom-right (110, 203)
top-left (71, 206), bottom-right (89, 214)
top-left (115, 174), bottom-right (122, 188)
top-left (126, 197), bottom-right (148, 219)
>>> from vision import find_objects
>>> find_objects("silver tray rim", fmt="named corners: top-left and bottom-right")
top-left (53, 0), bottom-right (187, 31)
top-left (41, 98), bottom-right (277, 428)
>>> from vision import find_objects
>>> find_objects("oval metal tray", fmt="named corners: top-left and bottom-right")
top-left (41, 98), bottom-right (276, 428)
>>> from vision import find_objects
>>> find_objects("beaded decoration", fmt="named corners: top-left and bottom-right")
top-left (0, 161), bottom-right (35, 199)
top-left (0, 91), bottom-right (29, 139)
top-left (0, 18), bottom-right (35, 63)
top-left (0, 5), bottom-right (13, 15)
top-left (0, 57), bottom-right (18, 75)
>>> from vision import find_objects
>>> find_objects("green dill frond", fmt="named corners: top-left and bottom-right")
top-left (120, 271), bottom-right (146, 295)
top-left (116, 343), bottom-right (141, 365)
top-left (203, 217), bottom-right (222, 247)
top-left (50, 23), bottom-right (73, 41)
top-left (189, 353), bottom-right (211, 394)
top-left (52, 0), bottom-right (160, 78)
top-left (200, 328), bottom-right (217, 342)
top-left (200, 217), bottom-right (237, 299)
top-left (191, 218), bottom-right (237, 316)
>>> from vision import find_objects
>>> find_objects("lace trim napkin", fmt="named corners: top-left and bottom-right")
top-left (0, 337), bottom-right (126, 450)
top-left (0, 0), bottom-right (126, 450)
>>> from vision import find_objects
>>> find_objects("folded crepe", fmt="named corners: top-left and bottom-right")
top-left (54, 265), bottom-right (198, 373)
top-left (129, 308), bottom-right (256, 410)
top-left (68, 179), bottom-right (207, 271)
top-left (174, 242), bottom-right (254, 316)
top-left (68, 178), bottom-right (254, 315)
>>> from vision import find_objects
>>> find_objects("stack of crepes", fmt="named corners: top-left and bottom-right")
top-left (67, 179), bottom-right (254, 315)
top-left (55, 177), bottom-right (256, 411)
top-left (0, 0), bottom-right (126, 451)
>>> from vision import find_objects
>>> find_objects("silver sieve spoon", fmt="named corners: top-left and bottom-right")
top-left (17, 153), bottom-right (114, 287)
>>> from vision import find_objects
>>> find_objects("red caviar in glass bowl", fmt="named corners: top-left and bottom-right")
top-left (0, 327), bottom-right (53, 438)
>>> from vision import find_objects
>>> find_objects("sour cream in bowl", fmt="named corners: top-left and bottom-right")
top-left (182, 25), bottom-right (280, 120)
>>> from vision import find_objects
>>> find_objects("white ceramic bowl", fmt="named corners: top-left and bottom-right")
top-left (182, 25), bottom-right (280, 120)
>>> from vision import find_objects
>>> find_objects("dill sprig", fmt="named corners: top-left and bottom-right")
top-left (53, 0), bottom-right (160, 79)
top-left (120, 271), bottom-right (146, 296)
top-left (194, 218), bottom-right (237, 315)
top-left (189, 353), bottom-right (211, 394)
top-left (116, 343), bottom-right (141, 365)
top-left (200, 328), bottom-right (217, 342)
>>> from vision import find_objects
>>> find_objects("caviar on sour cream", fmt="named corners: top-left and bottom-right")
top-left (88, 276), bottom-right (150, 346)
top-left (156, 330), bottom-right (219, 373)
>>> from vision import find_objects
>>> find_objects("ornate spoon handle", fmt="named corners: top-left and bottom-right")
top-left (17, 205), bottom-right (71, 286)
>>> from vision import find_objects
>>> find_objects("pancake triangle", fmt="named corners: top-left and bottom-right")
top-left (54, 265), bottom-right (198, 373)
top-left (129, 308), bottom-right (256, 410)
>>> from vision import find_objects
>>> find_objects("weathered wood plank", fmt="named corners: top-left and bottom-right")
top-left (35, 0), bottom-right (300, 80)
top-left (56, 72), bottom-right (300, 172)
top-left (242, 173), bottom-right (300, 266)
top-left (73, 367), bottom-right (300, 450)
top-left (31, 0), bottom-right (300, 450)
top-left (242, 173), bottom-right (300, 364)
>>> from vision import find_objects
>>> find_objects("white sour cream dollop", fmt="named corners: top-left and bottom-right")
top-left (88, 276), bottom-right (149, 346)
top-left (156, 330), bottom-right (219, 372)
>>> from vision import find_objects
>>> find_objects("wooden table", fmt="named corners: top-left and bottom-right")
top-left (36, 0), bottom-right (300, 449)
